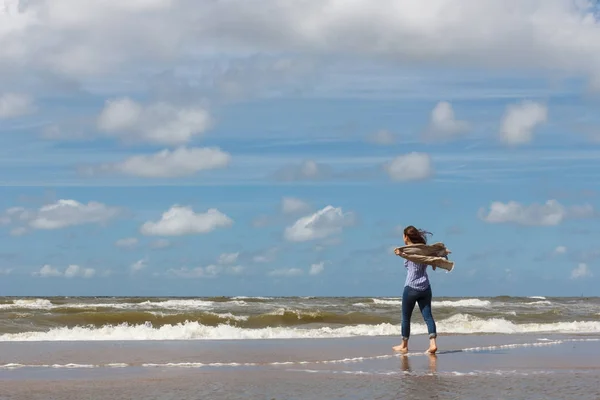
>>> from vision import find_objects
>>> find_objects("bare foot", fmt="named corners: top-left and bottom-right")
top-left (393, 344), bottom-right (408, 353)
top-left (426, 338), bottom-right (437, 354)
top-left (426, 345), bottom-right (437, 354)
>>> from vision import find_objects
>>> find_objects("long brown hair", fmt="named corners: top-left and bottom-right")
top-left (403, 225), bottom-right (432, 244)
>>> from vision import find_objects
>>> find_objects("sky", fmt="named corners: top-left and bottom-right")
top-left (0, 0), bottom-right (599, 298)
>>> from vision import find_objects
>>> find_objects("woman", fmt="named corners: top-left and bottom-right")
top-left (393, 225), bottom-right (437, 354)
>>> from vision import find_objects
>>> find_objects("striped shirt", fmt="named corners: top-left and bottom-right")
top-left (404, 259), bottom-right (430, 291)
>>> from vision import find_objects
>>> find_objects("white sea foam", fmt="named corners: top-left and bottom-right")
top-left (0, 298), bottom-right (254, 311)
top-left (527, 301), bottom-right (553, 306)
top-left (369, 298), bottom-right (493, 308)
top-left (371, 299), bottom-right (402, 305)
top-left (433, 299), bottom-right (491, 308)
top-left (0, 299), bottom-right (54, 310)
top-left (207, 312), bottom-right (249, 321)
top-left (528, 296), bottom-right (547, 300)
top-left (232, 296), bottom-right (272, 300)
top-left (2, 313), bottom-right (600, 341)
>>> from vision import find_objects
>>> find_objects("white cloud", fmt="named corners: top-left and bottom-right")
top-left (0, 268), bottom-right (12, 275)
top-left (499, 101), bottom-right (548, 145)
top-left (384, 152), bottom-right (434, 181)
top-left (571, 263), bottom-right (592, 280)
top-left (3, 1), bottom-right (600, 83)
top-left (366, 130), bottom-right (395, 145)
top-left (218, 252), bottom-right (239, 265)
top-left (10, 227), bottom-right (28, 236)
top-left (130, 259), bottom-right (146, 273)
top-left (97, 98), bottom-right (212, 145)
top-left (284, 205), bottom-right (355, 242)
top-left (309, 262), bottom-right (325, 275)
top-left (0, 93), bottom-right (34, 119)
top-left (33, 264), bottom-right (96, 278)
top-left (281, 197), bottom-right (311, 215)
top-left (268, 268), bottom-right (304, 277)
top-left (2, 0), bottom-right (600, 95)
top-left (274, 160), bottom-right (331, 181)
top-left (64, 265), bottom-right (96, 278)
top-left (554, 245), bottom-right (567, 255)
top-left (140, 205), bottom-right (233, 236)
top-left (87, 147), bottom-right (231, 178)
top-left (479, 200), bottom-right (594, 226)
top-left (115, 237), bottom-right (138, 249)
top-left (422, 101), bottom-right (469, 141)
top-left (34, 265), bottom-right (62, 278)
top-left (2, 199), bottom-right (120, 232)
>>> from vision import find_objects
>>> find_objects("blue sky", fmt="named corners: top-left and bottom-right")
top-left (0, 0), bottom-right (599, 297)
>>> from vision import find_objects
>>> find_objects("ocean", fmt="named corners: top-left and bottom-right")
top-left (1, 295), bottom-right (599, 340)
top-left (2, 296), bottom-right (600, 399)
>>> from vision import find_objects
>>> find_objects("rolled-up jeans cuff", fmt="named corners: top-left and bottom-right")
top-left (429, 333), bottom-right (437, 339)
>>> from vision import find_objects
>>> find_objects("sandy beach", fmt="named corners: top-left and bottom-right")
top-left (1, 333), bottom-right (599, 400)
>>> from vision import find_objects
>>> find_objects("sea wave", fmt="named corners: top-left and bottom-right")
top-left (27, 309), bottom-right (394, 329)
top-left (433, 299), bottom-right (491, 308)
top-left (0, 298), bottom-right (250, 311)
top-left (367, 298), bottom-right (492, 308)
top-left (2, 313), bottom-right (599, 341)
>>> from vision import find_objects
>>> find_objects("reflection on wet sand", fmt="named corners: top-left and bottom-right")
top-left (400, 353), bottom-right (438, 374)
top-left (398, 354), bottom-right (448, 400)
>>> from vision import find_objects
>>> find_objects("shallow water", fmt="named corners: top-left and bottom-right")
top-left (1, 334), bottom-right (599, 400)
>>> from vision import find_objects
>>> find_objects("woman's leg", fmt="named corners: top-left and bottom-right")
top-left (416, 286), bottom-right (437, 353)
top-left (394, 286), bottom-right (416, 353)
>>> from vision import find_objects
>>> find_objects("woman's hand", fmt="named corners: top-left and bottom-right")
top-left (394, 248), bottom-right (402, 256)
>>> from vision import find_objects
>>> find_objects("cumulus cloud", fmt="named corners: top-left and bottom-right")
top-left (274, 160), bottom-right (332, 181)
top-left (281, 197), bottom-right (311, 215)
top-left (0, 93), bottom-right (35, 119)
top-left (309, 262), bottom-right (325, 275)
top-left (571, 263), bottom-right (592, 279)
top-left (86, 147), bottom-right (231, 178)
top-left (499, 101), bottom-right (548, 145)
top-left (366, 130), bottom-right (396, 145)
top-left (97, 98), bottom-right (212, 145)
top-left (218, 252), bottom-right (239, 265)
top-left (33, 264), bottom-right (96, 278)
top-left (479, 200), bottom-right (594, 226)
top-left (3, 0), bottom-right (600, 88)
top-left (384, 152), bottom-right (434, 181)
top-left (422, 101), bottom-right (469, 141)
top-left (130, 259), bottom-right (146, 273)
top-left (2, 199), bottom-right (120, 233)
top-left (140, 205), bottom-right (233, 236)
top-left (554, 245), bottom-right (567, 255)
top-left (284, 205), bottom-right (355, 242)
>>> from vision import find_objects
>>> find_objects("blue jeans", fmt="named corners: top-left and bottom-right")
top-left (401, 285), bottom-right (437, 340)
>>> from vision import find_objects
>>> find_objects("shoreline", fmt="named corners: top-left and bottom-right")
top-left (2, 333), bottom-right (599, 399)
top-left (1, 332), bottom-right (599, 370)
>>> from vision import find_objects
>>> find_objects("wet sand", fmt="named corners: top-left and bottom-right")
top-left (1, 333), bottom-right (599, 399)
